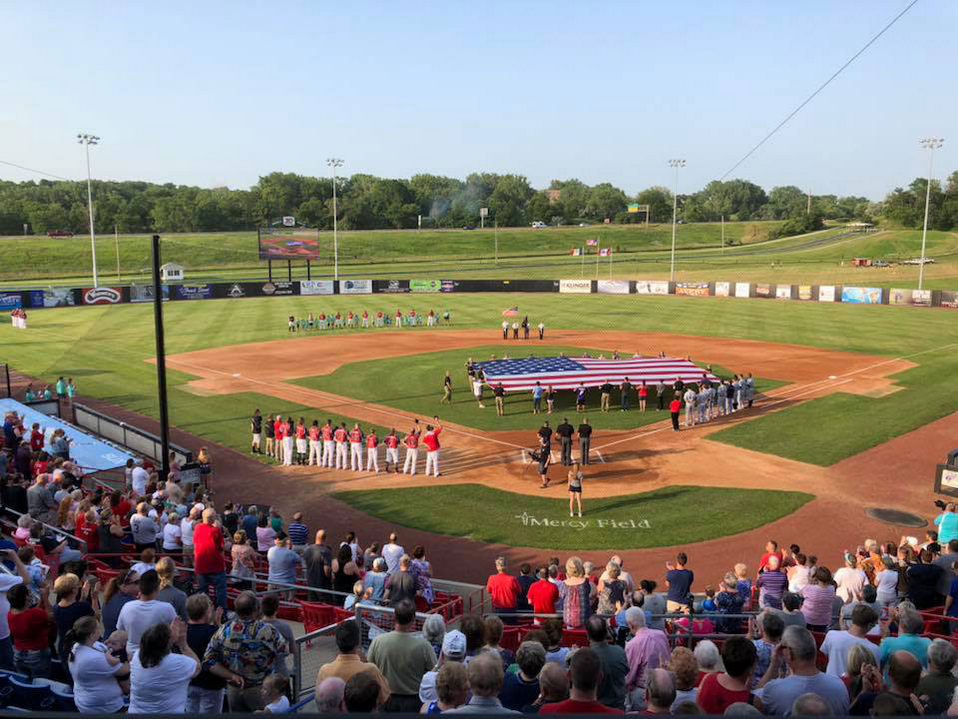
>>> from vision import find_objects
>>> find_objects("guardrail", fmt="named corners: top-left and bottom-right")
top-left (72, 403), bottom-right (192, 466)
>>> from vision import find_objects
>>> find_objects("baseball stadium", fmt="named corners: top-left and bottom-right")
top-left (1, 0), bottom-right (957, 715)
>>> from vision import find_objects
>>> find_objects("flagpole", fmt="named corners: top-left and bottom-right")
top-left (595, 239), bottom-right (600, 280)
top-left (609, 249), bottom-right (612, 279)
top-left (580, 248), bottom-right (584, 277)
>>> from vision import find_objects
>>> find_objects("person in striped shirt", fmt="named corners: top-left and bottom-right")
top-left (756, 555), bottom-right (789, 610)
top-left (287, 512), bottom-right (309, 555)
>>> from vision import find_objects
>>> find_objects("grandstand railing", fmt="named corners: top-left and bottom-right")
top-left (71, 402), bottom-right (192, 466)
top-left (0, 506), bottom-right (88, 553)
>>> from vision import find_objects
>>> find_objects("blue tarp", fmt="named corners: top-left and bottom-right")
top-left (0, 398), bottom-right (134, 471)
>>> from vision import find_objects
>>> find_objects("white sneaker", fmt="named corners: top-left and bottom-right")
top-left (570, 512), bottom-right (574, 517)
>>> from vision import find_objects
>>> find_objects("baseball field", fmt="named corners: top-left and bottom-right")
top-left (3, 261), bottom-right (958, 579)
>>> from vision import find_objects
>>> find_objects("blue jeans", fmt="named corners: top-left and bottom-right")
top-left (198, 571), bottom-right (228, 608)
top-left (186, 685), bottom-right (224, 714)
top-left (0, 637), bottom-right (13, 670)
top-left (14, 647), bottom-right (50, 679)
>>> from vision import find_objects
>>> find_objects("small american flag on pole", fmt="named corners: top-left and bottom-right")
top-left (501, 306), bottom-right (519, 317)
top-left (599, 248), bottom-right (611, 257)
top-left (586, 238), bottom-right (599, 246)
top-left (478, 356), bottom-right (718, 392)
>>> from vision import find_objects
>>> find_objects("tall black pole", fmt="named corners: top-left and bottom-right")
top-left (151, 234), bottom-right (171, 482)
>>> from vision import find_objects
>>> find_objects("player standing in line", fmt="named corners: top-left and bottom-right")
top-left (402, 421), bottom-right (420, 475)
top-left (317, 312), bottom-right (326, 330)
top-left (655, 379), bottom-right (667, 411)
top-left (321, 419), bottom-right (334, 467)
top-left (555, 417), bottom-right (574, 466)
top-left (384, 429), bottom-right (399, 472)
top-left (288, 315), bottom-right (296, 332)
top-left (731, 374), bottom-right (741, 411)
top-left (361, 310), bottom-right (369, 328)
top-left (365, 428), bottom-right (380, 473)
top-left (501, 319), bottom-right (509, 339)
top-left (250, 409), bottom-right (262, 454)
top-left (670, 395), bottom-right (682, 431)
top-left (493, 382), bottom-right (505, 416)
top-left (746, 373), bottom-right (755, 408)
top-left (600, 379), bottom-right (613, 412)
top-left (511, 321), bottom-right (519, 339)
top-left (423, 417), bottom-right (442, 477)
top-left (334, 422), bottom-right (348, 469)
top-left (375, 310), bottom-right (383, 327)
top-left (638, 381), bottom-right (648, 411)
top-left (273, 415), bottom-right (285, 461)
top-left (472, 374), bottom-right (485, 408)
top-left (575, 383), bottom-right (587, 412)
top-left (522, 316), bottom-right (530, 339)
top-left (537, 321), bottom-right (545, 340)
top-left (395, 309), bottom-right (403, 328)
top-left (577, 417), bottom-right (592, 465)
top-left (308, 420), bottom-right (321, 465)
top-left (620, 376), bottom-right (632, 412)
top-left (683, 386), bottom-right (697, 427)
top-left (427, 309), bottom-right (436, 327)
top-left (349, 423), bottom-right (364, 471)
top-left (283, 416), bottom-right (295, 466)
top-left (441, 372), bottom-right (452, 404)
top-left (697, 384), bottom-right (709, 425)
top-left (295, 417), bottom-right (308, 465)
top-left (545, 385), bottom-right (555, 414)
top-left (264, 414), bottom-right (275, 458)
top-left (532, 381), bottom-right (543, 414)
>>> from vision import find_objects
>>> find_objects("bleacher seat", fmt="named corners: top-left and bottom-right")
top-left (49, 684), bottom-right (77, 712)
top-left (8, 677), bottom-right (55, 711)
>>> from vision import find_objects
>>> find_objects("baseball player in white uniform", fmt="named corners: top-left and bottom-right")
top-left (349, 424), bottom-right (364, 471)
top-left (402, 423), bottom-right (420, 475)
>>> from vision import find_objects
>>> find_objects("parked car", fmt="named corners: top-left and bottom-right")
top-left (903, 257), bottom-right (935, 265)
top-left (873, 259), bottom-right (889, 267)
top-left (531, 221), bottom-right (547, 228)
top-left (47, 229), bottom-right (74, 237)
top-left (461, 225), bottom-right (475, 230)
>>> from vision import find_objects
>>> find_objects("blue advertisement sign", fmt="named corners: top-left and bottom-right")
top-left (840, 286), bottom-right (883, 304)
top-left (0, 293), bottom-right (22, 310)
top-left (173, 284), bottom-right (213, 300)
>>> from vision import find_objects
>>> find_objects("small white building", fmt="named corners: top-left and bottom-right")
top-left (160, 262), bottom-right (185, 282)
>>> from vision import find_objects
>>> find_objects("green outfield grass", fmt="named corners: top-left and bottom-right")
top-left (331, 483), bottom-right (813, 550)
top-left (292, 346), bottom-right (786, 432)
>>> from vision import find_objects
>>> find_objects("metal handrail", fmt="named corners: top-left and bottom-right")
top-left (0, 505), bottom-right (88, 552)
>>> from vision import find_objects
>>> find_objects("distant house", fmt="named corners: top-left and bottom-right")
top-left (160, 262), bottom-right (185, 281)
top-left (546, 189), bottom-right (562, 204)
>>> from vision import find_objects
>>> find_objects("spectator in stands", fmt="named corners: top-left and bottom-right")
top-left (27, 472), bottom-right (57, 522)
top-left (261, 593), bottom-right (294, 678)
top-left (484, 615), bottom-right (515, 669)
top-left (130, 502), bottom-right (158, 553)
top-left (412, 545), bottom-right (435, 603)
top-left (695, 636), bottom-right (757, 714)
top-left (643, 668), bottom-right (675, 715)
top-left (382, 532), bottom-right (405, 574)
top-left (267, 531), bottom-right (302, 599)
top-left (384, 554), bottom-right (417, 607)
top-left (314, 677), bottom-right (346, 713)
top-left (843, 642), bottom-right (878, 700)
top-left (500, 640), bottom-right (546, 710)
top-left (775, 591), bottom-right (806, 629)
top-left (193, 507), bottom-right (228, 609)
top-left (69, 614), bottom-right (129, 713)
top-left (96, 508), bottom-right (125, 562)
top-left (713, 574), bottom-right (745, 633)
top-left (756, 626), bottom-right (850, 715)
top-left (665, 553), bottom-right (695, 612)
top-left (878, 605), bottom-right (930, 674)
top-left (241, 505), bottom-right (258, 538)
top-left (424, 661), bottom-right (468, 713)
top-left (0, 549), bottom-right (29, 670)
top-left (130, 548), bottom-right (156, 579)
top-left (750, 611), bottom-right (785, 684)
top-left (256, 512), bottom-right (276, 554)
top-left (800, 566), bottom-right (837, 631)
top-left (446, 650), bottom-right (516, 714)
top-left (542, 618), bottom-right (569, 664)
top-left (586, 615), bottom-right (628, 709)
top-left (756, 555), bottom-right (788, 610)
top-left (367, 599), bottom-right (436, 712)
top-left (906, 549), bottom-right (944, 609)
top-left (758, 540), bottom-right (783, 574)
top-left (52, 572), bottom-right (96, 665)
top-left (420, 628), bottom-right (466, 704)
top-left (637, 580), bottom-right (667, 630)
top-left (220, 502), bottom-right (239, 538)
top-left (916, 638), bottom-right (958, 715)
top-left (130, 460), bottom-right (150, 497)
top-left (527, 565), bottom-right (559, 622)
top-left (624, 606), bottom-right (670, 710)
top-left (597, 563), bottom-right (626, 616)
top-left (364, 542), bottom-right (381, 569)
top-left (204, 591), bottom-right (287, 712)
top-left (117, 569), bottom-right (177, 656)
top-left (667, 647), bottom-right (699, 709)
top-left (180, 507), bottom-right (199, 568)
top-left (788, 553), bottom-right (811, 594)
top-left (156, 556), bottom-right (188, 620)
top-left (333, 543), bottom-right (362, 601)
top-left (560, 556), bottom-right (595, 629)
top-left (1, 474), bottom-right (28, 515)
top-left (129, 620), bottom-right (200, 714)
top-left (317, 620), bottom-right (390, 707)
top-left (540, 646), bottom-right (618, 714)
top-left (849, 650), bottom-right (924, 715)
top-left (934, 502), bottom-right (958, 545)
top-left (821, 604), bottom-right (881, 677)
top-left (516, 563), bottom-right (535, 612)
top-left (486, 557), bottom-right (522, 622)
top-left (304, 529), bottom-right (333, 601)
top-left (230, 530), bottom-right (256, 590)
top-left (260, 673), bottom-right (290, 713)
top-left (7, 580), bottom-right (53, 678)
top-left (834, 551), bottom-right (867, 603)
top-left (185, 593), bottom-right (226, 714)
top-left (101, 568), bottom-right (138, 637)
top-left (422, 614), bottom-right (446, 658)
top-left (345, 670), bottom-right (385, 713)
top-left (287, 511), bottom-right (308, 554)
top-left (693, 640), bottom-right (724, 684)
top-left (790, 693), bottom-right (830, 716)
top-left (364, 557), bottom-right (388, 602)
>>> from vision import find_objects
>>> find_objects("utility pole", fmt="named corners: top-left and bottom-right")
top-left (151, 234), bottom-right (170, 481)
top-left (326, 158), bottom-right (344, 281)
top-left (668, 159), bottom-right (686, 282)
top-left (918, 138), bottom-right (944, 290)
top-left (77, 133), bottom-right (100, 287)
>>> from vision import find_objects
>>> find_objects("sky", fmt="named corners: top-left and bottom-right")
top-left (1, 1), bottom-right (955, 200)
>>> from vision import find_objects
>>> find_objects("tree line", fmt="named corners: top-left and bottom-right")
top-left (0, 168), bottom-right (955, 236)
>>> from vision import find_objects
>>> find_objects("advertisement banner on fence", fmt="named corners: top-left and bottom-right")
top-left (735, 282), bottom-right (751, 298)
top-left (559, 279), bottom-right (592, 294)
top-left (889, 288), bottom-right (932, 306)
top-left (819, 285), bottom-right (836, 302)
top-left (597, 280), bottom-right (630, 294)
top-left (82, 287), bottom-right (123, 305)
top-left (441, 280), bottom-right (456, 293)
top-left (29, 288), bottom-right (75, 308)
top-left (941, 291), bottom-right (958, 308)
top-left (0, 292), bottom-right (22, 310)
top-left (260, 281), bottom-right (296, 296)
top-left (675, 282), bottom-right (709, 297)
top-left (635, 280), bottom-right (669, 295)
top-left (129, 284), bottom-right (169, 303)
top-left (300, 280), bottom-right (334, 296)
top-left (776, 285), bottom-right (792, 300)
top-left (409, 279), bottom-right (442, 293)
top-left (340, 279), bottom-right (372, 294)
top-left (715, 282), bottom-right (730, 297)
top-left (174, 284), bottom-right (213, 301)
top-left (376, 279), bottom-right (410, 294)
top-left (798, 285), bottom-right (813, 300)
top-left (755, 283), bottom-right (773, 299)
top-left (841, 286), bottom-right (882, 304)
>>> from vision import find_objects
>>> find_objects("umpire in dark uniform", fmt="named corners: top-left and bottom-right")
top-left (577, 417), bottom-right (593, 466)
top-left (555, 418), bottom-right (574, 466)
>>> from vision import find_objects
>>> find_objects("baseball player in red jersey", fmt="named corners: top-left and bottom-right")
top-left (365, 429), bottom-right (379, 472)
top-left (334, 423), bottom-right (348, 469)
top-left (422, 416), bottom-right (443, 477)
top-left (384, 429), bottom-right (399, 472)
top-left (394, 309), bottom-right (402, 328)
top-left (273, 416), bottom-right (284, 461)
top-left (308, 420), bottom-right (321, 465)
top-left (295, 417), bottom-right (307, 465)
top-left (361, 310), bottom-right (369, 328)
top-left (321, 420), bottom-right (334, 467)
top-left (348, 423), bottom-right (364, 471)
top-left (402, 421), bottom-right (421, 475)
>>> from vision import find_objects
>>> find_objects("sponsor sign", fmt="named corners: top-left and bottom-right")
top-left (29, 288), bottom-right (75, 308)
top-left (889, 288), bottom-right (932, 307)
top-left (635, 280), bottom-right (669, 295)
top-left (340, 279), bottom-right (372, 294)
top-left (282, 215), bottom-right (296, 227)
top-left (841, 286), bottom-right (882, 304)
top-left (714, 281), bottom-right (730, 297)
top-left (377, 279), bottom-right (410, 294)
top-left (300, 280), bottom-right (334, 296)
top-left (514, 511), bottom-right (650, 531)
top-left (754, 283), bottom-right (773, 299)
top-left (941, 290), bottom-right (958, 309)
top-left (734, 282), bottom-right (751, 298)
top-left (559, 279), bottom-right (592, 294)
top-left (819, 285), bottom-right (836, 302)
top-left (935, 464), bottom-right (958, 496)
top-left (129, 284), bottom-right (169, 303)
top-left (173, 284), bottom-right (213, 300)
top-left (675, 282), bottom-right (709, 297)
top-left (409, 279), bottom-right (442, 293)
top-left (226, 283), bottom-right (245, 298)
top-left (776, 285), bottom-right (792, 300)
top-left (441, 280), bottom-right (456, 293)
top-left (82, 287), bottom-right (123, 305)
top-left (261, 281), bottom-right (296, 296)
top-left (798, 285), bottom-right (813, 301)
top-left (597, 279), bottom-right (630, 294)
top-left (0, 292), bottom-right (22, 310)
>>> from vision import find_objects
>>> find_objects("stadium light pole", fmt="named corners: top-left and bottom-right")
top-left (668, 159), bottom-right (685, 282)
top-left (78, 133), bottom-right (100, 287)
top-left (327, 157), bottom-right (344, 281)
top-left (918, 137), bottom-right (943, 291)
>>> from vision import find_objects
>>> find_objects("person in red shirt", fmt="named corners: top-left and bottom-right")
top-left (74, 508), bottom-right (99, 553)
top-left (361, 309), bottom-right (369, 328)
top-left (485, 557), bottom-right (522, 621)
top-left (422, 416), bottom-right (442, 477)
top-left (192, 507), bottom-right (227, 608)
top-left (757, 540), bottom-right (783, 574)
top-left (333, 423), bottom-right (348, 469)
top-left (110, 491), bottom-right (132, 527)
top-left (295, 418), bottom-right (307, 465)
top-left (638, 381), bottom-right (648, 412)
top-left (384, 429), bottom-right (400, 473)
top-left (365, 430), bottom-right (379, 473)
top-left (348, 424), bottom-right (364, 471)
top-left (273, 417), bottom-right (285, 462)
top-left (402, 422), bottom-right (420, 475)
top-left (29, 423), bottom-right (44, 452)
top-left (694, 636), bottom-right (756, 714)
top-left (669, 398), bottom-right (681, 432)
top-left (394, 309), bottom-right (403, 328)
top-left (307, 420), bottom-right (321, 466)
top-left (540, 647), bottom-right (623, 714)
top-left (321, 420), bottom-right (334, 468)
top-left (526, 566), bottom-right (559, 621)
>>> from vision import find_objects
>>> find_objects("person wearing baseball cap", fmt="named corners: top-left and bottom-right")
top-left (419, 630), bottom-right (467, 704)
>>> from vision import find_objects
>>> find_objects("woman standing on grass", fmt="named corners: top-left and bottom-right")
top-left (568, 462), bottom-right (583, 517)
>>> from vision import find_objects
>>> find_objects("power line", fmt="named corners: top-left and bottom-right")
top-left (0, 159), bottom-right (71, 181)
top-left (719, 0), bottom-right (919, 180)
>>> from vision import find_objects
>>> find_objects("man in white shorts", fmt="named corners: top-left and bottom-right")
top-left (402, 423), bottom-right (420, 475)
top-left (472, 376), bottom-right (485, 408)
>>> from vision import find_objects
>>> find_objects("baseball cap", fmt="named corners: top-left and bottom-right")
top-left (441, 629), bottom-right (466, 660)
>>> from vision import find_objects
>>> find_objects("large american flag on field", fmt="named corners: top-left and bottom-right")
top-left (477, 356), bottom-right (719, 392)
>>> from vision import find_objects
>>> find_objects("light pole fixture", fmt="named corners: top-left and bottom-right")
top-left (326, 157), bottom-right (344, 281)
top-left (77, 133), bottom-right (101, 287)
top-left (668, 159), bottom-right (686, 282)
top-left (918, 138), bottom-right (943, 290)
